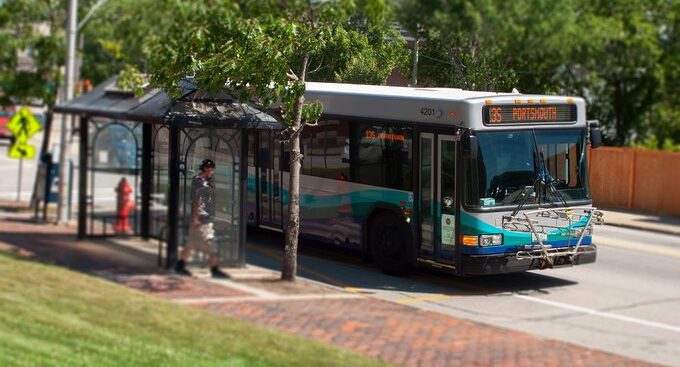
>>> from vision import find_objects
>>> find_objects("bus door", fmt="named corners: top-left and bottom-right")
top-left (418, 133), bottom-right (457, 261)
top-left (258, 131), bottom-right (283, 229)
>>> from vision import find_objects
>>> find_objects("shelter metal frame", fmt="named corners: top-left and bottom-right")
top-left (57, 76), bottom-right (279, 269)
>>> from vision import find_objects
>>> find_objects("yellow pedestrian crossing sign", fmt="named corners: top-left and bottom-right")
top-left (7, 107), bottom-right (42, 144)
top-left (8, 143), bottom-right (36, 159)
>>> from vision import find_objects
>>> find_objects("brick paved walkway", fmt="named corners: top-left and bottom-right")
top-left (0, 210), bottom-right (661, 367)
top-left (197, 298), bottom-right (655, 367)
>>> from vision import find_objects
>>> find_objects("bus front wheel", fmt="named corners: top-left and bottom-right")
top-left (369, 212), bottom-right (412, 276)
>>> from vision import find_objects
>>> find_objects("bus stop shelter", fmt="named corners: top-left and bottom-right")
top-left (55, 76), bottom-right (279, 268)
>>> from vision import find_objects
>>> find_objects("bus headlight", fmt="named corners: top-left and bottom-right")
top-left (479, 234), bottom-right (503, 246)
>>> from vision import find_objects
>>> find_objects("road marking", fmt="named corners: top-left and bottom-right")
top-left (397, 293), bottom-right (457, 304)
top-left (344, 287), bottom-right (368, 294)
top-left (249, 241), bottom-right (680, 334)
top-left (398, 290), bottom-right (680, 334)
top-left (513, 293), bottom-right (680, 334)
top-left (596, 237), bottom-right (680, 258)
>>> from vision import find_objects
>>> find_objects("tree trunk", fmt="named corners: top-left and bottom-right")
top-left (281, 55), bottom-right (309, 282)
top-left (281, 122), bottom-right (301, 281)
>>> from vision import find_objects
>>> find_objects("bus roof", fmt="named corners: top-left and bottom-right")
top-left (304, 82), bottom-right (587, 130)
top-left (305, 82), bottom-right (516, 101)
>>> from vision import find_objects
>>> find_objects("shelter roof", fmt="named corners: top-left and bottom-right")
top-left (55, 76), bottom-right (280, 130)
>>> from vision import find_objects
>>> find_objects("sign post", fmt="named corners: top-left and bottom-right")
top-left (7, 107), bottom-right (42, 201)
top-left (17, 158), bottom-right (22, 201)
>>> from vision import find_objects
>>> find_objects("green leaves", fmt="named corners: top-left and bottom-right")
top-left (116, 65), bottom-right (146, 97)
top-left (400, 0), bottom-right (680, 150)
top-left (148, 0), bottom-right (404, 129)
top-left (0, 0), bottom-right (69, 106)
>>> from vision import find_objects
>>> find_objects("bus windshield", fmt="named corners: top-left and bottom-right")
top-left (465, 129), bottom-right (590, 209)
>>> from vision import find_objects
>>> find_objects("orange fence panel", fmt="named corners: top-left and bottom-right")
top-left (631, 149), bottom-right (680, 216)
top-left (588, 147), bottom-right (680, 216)
top-left (589, 147), bottom-right (635, 209)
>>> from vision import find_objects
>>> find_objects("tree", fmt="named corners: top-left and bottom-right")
top-left (563, 0), bottom-right (664, 146)
top-left (400, 0), bottom-right (676, 148)
top-left (646, 0), bottom-right (680, 149)
top-left (0, 0), bottom-right (185, 107)
top-left (149, 0), bottom-right (406, 281)
top-left (0, 0), bottom-right (70, 107)
top-left (399, 0), bottom-right (582, 92)
top-left (79, 0), bottom-right (195, 84)
top-left (400, 0), bottom-right (517, 91)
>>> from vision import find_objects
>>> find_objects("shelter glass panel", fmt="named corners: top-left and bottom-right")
top-left (87, 119), bottom-right (142, 236)
top-left (178, 127), bottom-right (242, 266)
top-left (150, 125), bottom-right (170, 240)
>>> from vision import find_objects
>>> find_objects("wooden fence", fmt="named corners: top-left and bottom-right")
top-left (589, 147), bottom-right (680, 216)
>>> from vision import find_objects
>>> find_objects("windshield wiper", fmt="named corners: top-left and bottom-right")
top-left (537, 150), bottom-right (569, 209)
top-left (510, 130), bottom-right (568, 217)
top-left (510, 134), bottom-right (542, 216)
top-left (510, 184), bottom-right (537, 216)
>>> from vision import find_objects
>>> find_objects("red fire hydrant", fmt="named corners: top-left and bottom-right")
top-left (114, 177), bottom-right (134, 233)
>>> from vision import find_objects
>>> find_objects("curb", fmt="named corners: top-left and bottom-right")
top-left (0, 201), bottom-right (31, 213)
top-left (603, 222), bottom-right (680, 237)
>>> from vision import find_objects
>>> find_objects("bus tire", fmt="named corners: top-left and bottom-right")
top-left (369, 212), bottom-right (412, 276)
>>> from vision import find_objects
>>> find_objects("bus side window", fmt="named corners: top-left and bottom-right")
top-left (355, 123), bottom-right (413, 191)
top-left (307, 120), bottom-right (350, 180)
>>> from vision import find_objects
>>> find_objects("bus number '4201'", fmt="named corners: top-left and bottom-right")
top-left (420, 107), bottom-right (443, 118)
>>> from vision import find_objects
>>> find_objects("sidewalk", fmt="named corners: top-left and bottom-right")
top-left (601, 209), bottom-right (680, 236)
top-left (0, 209), bottom-right (660, 367)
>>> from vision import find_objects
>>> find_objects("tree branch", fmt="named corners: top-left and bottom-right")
top-left (308, 56), bottom-right (325, 75)
top-left (287, 69), bottom-right (299, 81)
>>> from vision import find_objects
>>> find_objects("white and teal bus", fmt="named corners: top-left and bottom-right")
top-left (247, 83), bottom-right (603, 276)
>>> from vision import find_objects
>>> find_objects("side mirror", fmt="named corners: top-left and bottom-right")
top-left (590, 127), bottom-right (603, 149)
top-left (468, 135), bottom-right (479, 160)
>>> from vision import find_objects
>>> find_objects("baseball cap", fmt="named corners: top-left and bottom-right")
top-left (200, 159), bottom-right (216, 170)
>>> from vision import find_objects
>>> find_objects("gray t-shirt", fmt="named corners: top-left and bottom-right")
top-left (191, 175), bottom-right (215, 223)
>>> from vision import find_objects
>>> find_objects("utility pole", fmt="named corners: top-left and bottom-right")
top-left (411, 34), bottom-right (419, 87)
top-left (410, 23), bottom-right (422, 88)
top-left (57, 0), bottom-right (77, 225)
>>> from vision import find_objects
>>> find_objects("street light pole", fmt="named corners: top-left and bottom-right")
top-left (56, 0), bottom-right (78, 225)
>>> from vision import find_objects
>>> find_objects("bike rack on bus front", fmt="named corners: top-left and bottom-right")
top-left (502, 207), bottom-right (604, 267)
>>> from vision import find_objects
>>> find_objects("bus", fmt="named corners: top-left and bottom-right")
top-left (246, 82), bottom-right (603, 276)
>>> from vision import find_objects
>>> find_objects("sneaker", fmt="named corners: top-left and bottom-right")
top-left (210, 267), bottom-right (229, 279)
top-left (174, 260), bottom-right (192, 276)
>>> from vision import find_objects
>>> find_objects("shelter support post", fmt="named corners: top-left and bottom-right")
top-left (166, 124), bottom-right (180, 268)
top-left (77, 116), bottom-right (88, 239)
top-left (140, 123), bottom-right (152, 240)
top-left (238, 128), bottom-right (248, 267)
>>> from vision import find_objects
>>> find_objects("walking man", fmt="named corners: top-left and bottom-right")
top-left (174, 159), bottom-right (228, 278)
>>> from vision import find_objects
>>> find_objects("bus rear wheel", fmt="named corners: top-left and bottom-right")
top-left (369, 212), bottom-right (412, 276)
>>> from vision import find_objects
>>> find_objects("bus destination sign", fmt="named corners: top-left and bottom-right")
top-left (483, 104), bottom-right (577, 125)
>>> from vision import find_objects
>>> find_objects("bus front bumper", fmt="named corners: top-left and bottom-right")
top-left (461, 244), bottom-right (597, 276)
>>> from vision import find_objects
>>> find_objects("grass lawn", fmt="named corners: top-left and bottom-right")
top-left (0, 251), bottom-right (392, 367)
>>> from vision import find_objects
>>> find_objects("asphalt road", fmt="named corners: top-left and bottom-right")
top-left (247, 225), bottom-right (680, 367)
